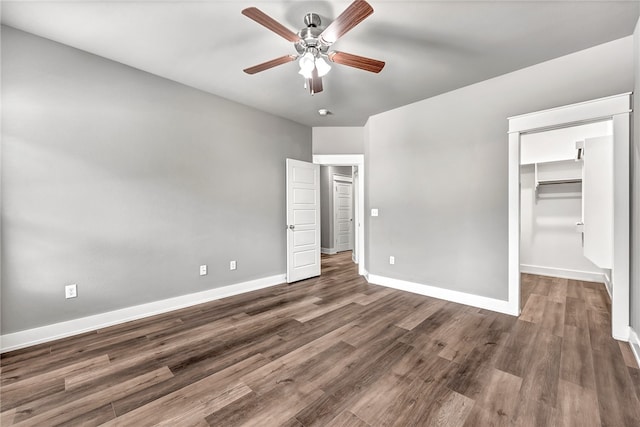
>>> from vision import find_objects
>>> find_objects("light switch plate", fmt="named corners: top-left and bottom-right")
top-left (200, 265), bottom-right (207, 276)
top-left (371, 208), bottom-right (379, 217)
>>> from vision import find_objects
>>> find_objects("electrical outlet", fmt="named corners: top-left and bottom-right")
top-left (389, 256), bottom-right (395, 265)
top-left (230, 260), bottom-right (237, 271)
top-left (199, 265), bottom-right (207, 276)
top-left (65, 284), bottom-right (77, 299)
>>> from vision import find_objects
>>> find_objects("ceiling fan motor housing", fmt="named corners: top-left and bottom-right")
top-left (295, 13), bottom-right (329, 55)
top-left (303, 12), bottom-right (322, 28)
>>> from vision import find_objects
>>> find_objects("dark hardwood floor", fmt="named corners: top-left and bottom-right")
top-left (2, 251), bottom-right (639, 426)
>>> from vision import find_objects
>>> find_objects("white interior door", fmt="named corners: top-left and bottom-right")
top-left (286, 159), bottom-right (320, 283)
top-left (334, 179), bottom-right (353, 253)
top-left (583, 135), bottom-right (613, 268)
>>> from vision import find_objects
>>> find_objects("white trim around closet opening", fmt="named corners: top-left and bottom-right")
top-left (508, 93), bottom-right (632, 133)
top-left (508, 93), bottom-right (632, 341)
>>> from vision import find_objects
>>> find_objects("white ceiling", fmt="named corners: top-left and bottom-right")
top-left (2, 1), bottom-right (639, 127)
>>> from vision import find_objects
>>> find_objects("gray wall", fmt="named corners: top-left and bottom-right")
top-left (632, 18), bottom-right (640, 332)
top-left (320, 166), bottom-right (352, 250)
top-left (312, 127), bottom-right (364, 154)
top-left (1, 26), bottom-right (311, 334)
top-left (365, 36), bottom-right (634, 300)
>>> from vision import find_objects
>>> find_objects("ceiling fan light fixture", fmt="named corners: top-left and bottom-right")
top-left (315, 57), bottom-right (331, 77)
top-left (298, 68), bottom-right (312, 79)
top-left (298, 50), bottom-right (330, 80)
top-left (298, 51), bottom-right (316, 78)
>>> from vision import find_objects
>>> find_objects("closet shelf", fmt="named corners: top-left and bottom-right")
top-left (534, 159), bottom-right (582, 192)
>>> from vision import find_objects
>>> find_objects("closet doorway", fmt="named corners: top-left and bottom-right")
top-left (508, 93), bottom-right (631, 341)
top-left (519, 121), bottom-right (613, 286)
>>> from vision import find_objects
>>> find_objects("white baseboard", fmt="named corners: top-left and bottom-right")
top-left (520, 264), bottom-right (606, 284)
top-left (366, 274), bottom-right (518, 316)
top-left (629, 327), bottom-right (640, 368)
top-left (0, 274), bottom-right (286, 353)
top-left (321, 247), bottom-right (337, 255)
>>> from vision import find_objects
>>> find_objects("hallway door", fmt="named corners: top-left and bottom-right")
top-left (334, 179), bottom-right (353, 253)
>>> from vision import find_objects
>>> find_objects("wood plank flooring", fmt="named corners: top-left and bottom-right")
top-left (2, 252), bottom-right (639, 426)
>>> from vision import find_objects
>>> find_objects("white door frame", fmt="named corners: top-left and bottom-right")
top-left (352, 167), bottom-right (359, 264)
top-left (333, 174), bottom-right (354, 253)
top-left (313, 154), bottom-right (366, 276)
top-left (508, 93), bottom-right (632, 340)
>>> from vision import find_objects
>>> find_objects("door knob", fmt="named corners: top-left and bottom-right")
top-left (289, 225), bottom-right (295, 230)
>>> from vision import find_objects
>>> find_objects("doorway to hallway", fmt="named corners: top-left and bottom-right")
top-left (313, 154), bottom-right (366, 277)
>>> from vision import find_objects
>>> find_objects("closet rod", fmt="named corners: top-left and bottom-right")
top-left (537, 179), bottom-right (581, 186)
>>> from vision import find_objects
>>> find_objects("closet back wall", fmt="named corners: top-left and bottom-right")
top-left (520, 170), bottom-right (600, 279)
top-left (1, 26), bottom-right (311, 334)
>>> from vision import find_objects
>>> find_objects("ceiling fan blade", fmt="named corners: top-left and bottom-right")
top-left (328, 51), bottom-right (385, 73)
top-left (243, 55), bottom-right (297, 74)
top-left (309, 67), bottom-right (323, 94)
top-left (319, 0), bottom-right (374, 44)
top-left (242, 7), bottom-right (301, 43)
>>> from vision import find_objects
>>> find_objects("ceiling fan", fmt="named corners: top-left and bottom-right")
top-left (241, 0), bottom-right (385, 95)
